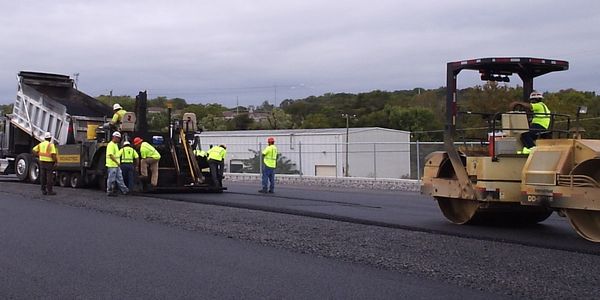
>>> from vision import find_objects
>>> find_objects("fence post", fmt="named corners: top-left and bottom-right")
top-left (335, 142), bottom-right (338, 178)
top-left (416, 139), bottom-right (421, 181)
top-left (298, 141), bottom-right (303, 177)
top-left (258, 142), bottom-right (263, 175)
top-left (373, 143), bottom-right (377, 179)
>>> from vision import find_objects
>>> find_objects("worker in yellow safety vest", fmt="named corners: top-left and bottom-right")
top-left (509, 91), bottom-right (552, 154)
top-left (32, 132), bottom-right (57, 195)
top-left (133, 137), bottom-right (161, 187)
top-left (106, 131), bottom-right (129, 196)
top-left (119, 140), bottom-right (139, 190)
top-left (110, 103), bottom-right (127, 129)
top-left (259, 137), bottom-right (278, 193)
top-left (207, 144), bottom-right (226, 187)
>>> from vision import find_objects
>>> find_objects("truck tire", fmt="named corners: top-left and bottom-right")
top-left (58, 172), bottom-right (70, 187)
top-left (15, 154), bottom-right (31, 182)
top-left (70, 172), bottom-right (83, 188)
top-left (28, 159), bottom-right (40, 184)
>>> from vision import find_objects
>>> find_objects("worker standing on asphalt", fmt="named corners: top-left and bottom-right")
top-left (110, 103), bottom-right (127, 129)
top-left (207, 144), bottom-right (227, 187)
top-left (133, 137), bottom-right (161, 188)
top-left (259, 137), bottom-right (278, 193)
top-left (119, 140), bottom-right (139, 190)
top-left (32, 132), bottom-right (57, 195)
top-left (106, 132), bottom-right (129, 196)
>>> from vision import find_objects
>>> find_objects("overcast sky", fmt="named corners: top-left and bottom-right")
top-left (1, 0), bottom-right (598, 107)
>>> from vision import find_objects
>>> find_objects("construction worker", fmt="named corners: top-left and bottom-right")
top-left (207, 144), bottom-right (226, 187)
top-left (259, 137), bottom-right (278, 193)
top-left (110, 103), bottom-right (127, 129)
top-left (509, 91), bottom-right (551, 154)
top-left (32, 132), bottom-right (57, 195)
top-left (106, 132), bottom-right (129, 196)
top-left (133, 137), bottom-right (161, 187)
top-left (119, 140), bottom-right (139, 190)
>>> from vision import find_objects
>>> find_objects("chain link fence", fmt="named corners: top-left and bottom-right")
top-left (216, 141), bottom-right (455, 180)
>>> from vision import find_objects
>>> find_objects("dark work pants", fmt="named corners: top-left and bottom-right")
top-left (39, 161), bottom-right (55, 193)
top-left (208, 159), bottom-right (223, 187)
top-left (120, 163), bottom-right (135, 190)
top-left (521, 123), bottom-right (546, 149)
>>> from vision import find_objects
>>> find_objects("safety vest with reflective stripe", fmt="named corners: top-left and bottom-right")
top-left (33, 141), bottom-right (57, 162)
top-left (111, 109), bottom-right (127, 124)
top-left (119, 146), bottom-right (139, 163)
top-left (262, 144), bottom-right (277, 168)
top-left (207, 146), bottom-right (226, 161)
top-left (140, 142), bottom-right (161, 160)
top-left (106, 141), bottom-right (120, 168)
top-left (194, 149), bottom-right (207, 157)
top-left (531, 102), bottom-right (551, 129)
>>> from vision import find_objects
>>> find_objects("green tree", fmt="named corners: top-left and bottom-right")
top-left (242, 150), bottom-right (300, 174)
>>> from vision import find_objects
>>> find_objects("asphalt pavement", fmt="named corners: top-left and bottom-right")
top-left (0, 187), bottom-right (497, 299)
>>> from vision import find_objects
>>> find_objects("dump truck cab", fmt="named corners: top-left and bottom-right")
top-left (421, 57), bottom-right (600, 242)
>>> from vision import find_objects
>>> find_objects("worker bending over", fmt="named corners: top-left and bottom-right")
top-left (207, 144), bottom-right (227, 187)
top-left (133, 137), bottom-right (161, 187)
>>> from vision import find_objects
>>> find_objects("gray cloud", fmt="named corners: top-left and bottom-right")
top-left (1, 0), bottom-right (598, 107)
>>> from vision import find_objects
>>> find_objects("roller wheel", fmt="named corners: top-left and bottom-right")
top-left (436, 197), bottom-right (480, 224)
top-left (565, 159), bottom-right (600, 242)
top-left (28, 159), bottom-right (40, 184)
top-left (58, 172), bottom-right (70, 187)
top-left (564, 209), bottom-right (600, 242)
top-left (15, 154), bottom-right (31, 182)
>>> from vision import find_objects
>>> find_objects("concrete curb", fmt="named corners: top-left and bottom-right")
top-left (224, 173), bottom-right (420, 192)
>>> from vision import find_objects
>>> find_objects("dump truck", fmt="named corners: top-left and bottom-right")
top-left (0, 71), bottom-right (221, 193)
top-left (421, 57), bottom-right (600, 242)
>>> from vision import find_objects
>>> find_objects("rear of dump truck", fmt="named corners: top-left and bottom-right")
top-left (0, 71), bottom-right (112, 183)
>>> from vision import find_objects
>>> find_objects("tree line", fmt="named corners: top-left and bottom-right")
top-left (2, 83), bottom-right (598, 141)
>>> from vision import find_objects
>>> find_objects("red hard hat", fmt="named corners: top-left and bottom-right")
top-left (133, 137), bottom-right (143, 145)
top-left (267, 137), bottom-right (275, 143)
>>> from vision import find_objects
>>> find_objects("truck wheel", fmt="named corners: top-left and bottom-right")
top-left (70, 173), bottom-right (83, 188)
top-left (15, 154), bottom-right (31, 182)
top-left (28, 160), bottom-right (40, 184)
top-left (58, 172), bottom-right (70, 187)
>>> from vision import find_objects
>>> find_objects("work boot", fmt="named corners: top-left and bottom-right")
top-left (47, 191), bottom-right (56, 196)
top-left (268, 190), bottom-right (274, 193)
top-left (258, 189), bottom-right (267, 193)
top-left (517, 147), bottom-right (532, 155)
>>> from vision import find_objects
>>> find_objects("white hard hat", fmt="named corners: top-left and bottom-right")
top-left (113, 103), bottom-right (123, 110)
top-left (529, 92), bottom-right (544, 100)
top-left (123, 141), bottom-right (130, 146)
top-left (43, 132), bottom-right (52, 139)
top-left (112, 131), bottom-right (122, 138)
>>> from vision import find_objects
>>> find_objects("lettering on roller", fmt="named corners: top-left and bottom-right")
top-left (57, 155), bottom-right (80, 163)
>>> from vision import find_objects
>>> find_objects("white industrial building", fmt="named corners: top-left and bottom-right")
top-left (197, 127), bottom-right (411, 179)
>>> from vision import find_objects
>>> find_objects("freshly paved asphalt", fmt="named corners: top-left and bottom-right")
top-left (0, 189), bottom-right (497, 299)
top-left (163, 181), bottom-right (598, 254)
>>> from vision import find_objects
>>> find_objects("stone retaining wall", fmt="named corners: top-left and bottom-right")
top-left (224, 173), bottom-right (420, 192)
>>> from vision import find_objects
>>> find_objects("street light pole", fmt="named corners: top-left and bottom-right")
top-left (342, 113), bottom-right (356, 177)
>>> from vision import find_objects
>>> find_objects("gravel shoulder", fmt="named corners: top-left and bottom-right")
top-left (2, 181), bottom-right (598, 299)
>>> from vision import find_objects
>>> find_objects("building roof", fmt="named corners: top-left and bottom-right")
top-left (199, 127), bottom-right (409, 137)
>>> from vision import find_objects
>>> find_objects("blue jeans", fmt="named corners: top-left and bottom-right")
top-left (262, 166), bottom-right (275, 192)
top-left (521, 123), bottom-right (546, 148)
top-left (107, 167), bottom-right (129, 194)
top-left (120, 163), bottom-right (135, 190)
